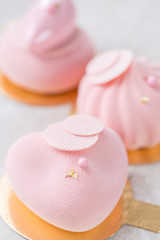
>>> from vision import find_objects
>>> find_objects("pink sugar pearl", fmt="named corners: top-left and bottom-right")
top-left (146, 76), bottom-right (159, 87)
top-left (78, 157), bottom-right (88, 169)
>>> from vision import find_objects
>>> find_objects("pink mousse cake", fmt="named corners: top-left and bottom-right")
top-left (77, 50), bottom-right (160, 150)
top-left (6, 115), bottom-right (128, 232)
top-left (0, 0), bottom-right (94, 94)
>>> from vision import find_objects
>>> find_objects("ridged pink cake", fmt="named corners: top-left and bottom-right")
top-left (77, 50), bottom-right (160, 150)
top-left (6, 115), bottom-right (128, 232)
top-left (0, 0), bottom-right (94, 94)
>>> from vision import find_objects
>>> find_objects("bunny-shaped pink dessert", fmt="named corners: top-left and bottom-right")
top-left (6, 115), bottom-right (128, 232)
top-left (0, 0), bottom-right (94, 94)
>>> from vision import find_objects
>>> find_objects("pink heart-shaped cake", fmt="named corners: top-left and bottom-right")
top-left (6, 115), bottom-right (128, 232)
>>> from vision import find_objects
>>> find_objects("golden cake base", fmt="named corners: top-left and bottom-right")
top-left (128, 144), bottom-right (160, 164)
top-left (0, 175), bottom-right (160, 240)
top-left (0, 74), bottom-right (77, 106)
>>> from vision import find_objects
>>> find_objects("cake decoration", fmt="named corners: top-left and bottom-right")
top-left (63, 114), bottom-right (104, 136)
top-left (5, 115), bottom-right (128, 232)
top-left (66, 169), bottom-right (78, 179)
top-left (43, 122), bottom-right (99, 151)
top-left (43, 115), bottom-right (104, 151)
top-left (77, 49), bottom-right (160, 151)
top-left (0, 0), bottom-right (94, 94)
top-left (146, 75), bottom-right (159, 88)
top-left (141, 96), bottom-right (150, 103)
top-left (78, 157), bottom-right (88, 169)
top-left (86, 50), bottom-right (133, 85)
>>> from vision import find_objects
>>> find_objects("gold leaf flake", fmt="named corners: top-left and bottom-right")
top-left (66, 169), bottom-right (78, 179)
top-left (141, 97), bottom-right (150, 103)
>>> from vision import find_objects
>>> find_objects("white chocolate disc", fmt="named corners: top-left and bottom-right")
top-left (86, 50), bottom-right (133, 85)
top-left (43, 122), bottom-right (98, 151)
top-left (86, 50), bottom-right (119, 75)
top-left (63, 114), bottom-right (104, 136)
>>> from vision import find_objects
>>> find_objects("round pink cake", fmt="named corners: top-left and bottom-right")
top-left (0, 0), bottom-right (94, 94)
top-left (77, 50), bottom-right (160, 150)
top-left (6, 115), bottom-right (128, 232)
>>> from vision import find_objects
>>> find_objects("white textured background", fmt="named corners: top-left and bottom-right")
top-left (0, 0), bottom-right (160, 239)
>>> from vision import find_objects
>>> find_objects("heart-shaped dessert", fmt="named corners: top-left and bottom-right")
top-left (6, 115), bottom-right (128, 232)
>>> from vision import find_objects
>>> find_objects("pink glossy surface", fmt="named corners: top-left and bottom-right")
top-left (0, 0), bottom-right (94, 94)
top-left (1, 27), bottom-right (93, 94)
top-left (19, 0), bottom-right (75, 53)
top-left (63, 114), bottom-right (104, 136)
top-left (77, 51), bottom-right (160, 150)
top-left (6, 118), bottom-right (128, 232)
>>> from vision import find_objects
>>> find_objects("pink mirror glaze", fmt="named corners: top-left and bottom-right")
top-left (19, 0), bottom-right (75, 53)
top-left (6, 115), bottom-right (128, 232)
top-left (0, 0), bottom-right (94, 94)
top-left (77, 50), bottom-right (160, 150)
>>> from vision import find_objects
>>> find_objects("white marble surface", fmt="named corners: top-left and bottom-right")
top-left (0, 0), bottom-right (160, 239)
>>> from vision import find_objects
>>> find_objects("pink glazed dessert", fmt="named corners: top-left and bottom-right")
top-left (6, 115), bottom-right (128, 232)
top-left (77, 50), bottom-right (160, 151)
top-left (0, 0), bottom-right (94, 94)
